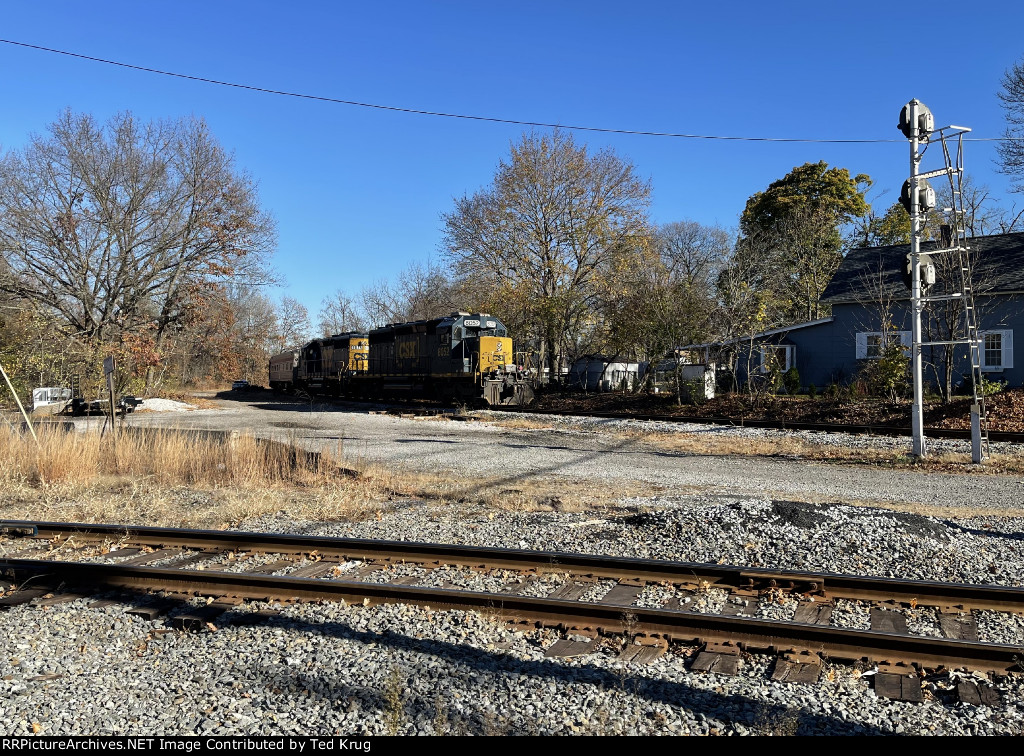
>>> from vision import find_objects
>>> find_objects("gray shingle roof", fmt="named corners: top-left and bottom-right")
top-left (821, 231), bottom-right (1024, 303)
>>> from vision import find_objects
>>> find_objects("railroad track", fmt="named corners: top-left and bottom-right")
top-left (240, 391), bottom-right (1024, 443)
top-left (1, 520), bottom-right (1019, 704)
top-left (492, 405), bottom-right (1024, 444)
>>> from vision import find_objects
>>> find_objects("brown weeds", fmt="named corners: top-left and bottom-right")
top-left (0, 426), bottom-right (390, 527)
top-left (0, 426), bottom-right (647, 528)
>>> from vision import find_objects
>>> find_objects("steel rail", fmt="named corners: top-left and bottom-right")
top-left (4, 520), bottom-right (1024, 612)
top-left (1, 557), bottom-right (1021, 673)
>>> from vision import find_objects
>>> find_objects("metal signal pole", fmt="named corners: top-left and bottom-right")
top-left (908, 99), bottom-right (926, 458)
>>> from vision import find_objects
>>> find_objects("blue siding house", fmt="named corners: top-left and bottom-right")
top-left (684, 231), bottom-right (1024, 392)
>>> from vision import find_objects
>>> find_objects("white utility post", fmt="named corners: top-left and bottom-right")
top-left (908, 98), bottom-right (927, 458)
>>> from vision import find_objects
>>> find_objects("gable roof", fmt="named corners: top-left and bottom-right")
top-left (677, 317), bottom-right (834, 351)
top-left (821, 231), bottom-right (1024, 304)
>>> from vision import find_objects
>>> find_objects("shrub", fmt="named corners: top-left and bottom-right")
top-left (680, 376), bottom-right (709, 406)
top-left (857, 342), bottom-right (910, 402)
top-left (808, 383), bottom-right (817, 399)
top-left (979, 376), bottom-right (1007, 396)
top-left (823, 382), bottom-right (851, 403)
top-left (782, 367), bottom-right (800, 395)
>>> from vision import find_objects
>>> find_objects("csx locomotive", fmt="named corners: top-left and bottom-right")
top-left (269, 312), bottom-right (534, 406)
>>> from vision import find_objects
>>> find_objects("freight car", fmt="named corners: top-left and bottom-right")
top-left (269, 312), bottom-right (534, 406)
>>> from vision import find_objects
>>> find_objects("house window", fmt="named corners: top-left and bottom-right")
top-left (981, 330), bottom-right (1013, 371)
top-left (984, 333), bottom-right (1001, 368)
top-left (759, 345), bottom-right (793, 373)
top-left (856, 331), bottom-right (911, 360)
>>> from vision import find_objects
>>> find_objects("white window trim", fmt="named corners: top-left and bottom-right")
top-left (980, 329), bottom-right (1013, 372)
top-left (856, 331), bottom-right (911, 360)
top-left (758, 345), bottom-right (794, 373)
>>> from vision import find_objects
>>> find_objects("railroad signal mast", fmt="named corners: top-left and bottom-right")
top-left (898, 100), bottom-right (986, 462)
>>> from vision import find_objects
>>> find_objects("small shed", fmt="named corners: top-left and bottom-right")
top-left (566, 356), bottom-right (646, 391)
top-left (651, 361), bottom-right (716, 400)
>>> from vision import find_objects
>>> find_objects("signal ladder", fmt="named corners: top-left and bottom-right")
top-left (922, 129), bottom-right (989, 461)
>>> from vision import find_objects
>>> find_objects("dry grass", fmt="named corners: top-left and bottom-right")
top-left (483, 415), bottom-right (1024, 477)
top-left (385, 468), bottom-right (665, 513)
top-left (633, 429), bottom-right (1024, 476)
top-left (478, 416), bottom-right (554, 431)
top-left (0, 426), bottom-right (640, 528)
top-left (0, 426), bottom-right (392, 528)
top-left (2, 426), bottom-right (350, 488)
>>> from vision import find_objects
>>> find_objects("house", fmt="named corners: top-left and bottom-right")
top-left (566, 355), bottom-right (646, 391)
top-left (679, 318), bottom-right (837, 390)
top-left (681, 231), bottom-right (1024, 391)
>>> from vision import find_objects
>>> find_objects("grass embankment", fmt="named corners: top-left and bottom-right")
top-left (0, 427), bottom-right (654, 529)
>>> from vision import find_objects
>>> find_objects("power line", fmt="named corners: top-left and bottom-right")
top-left (2, 38), bottom-right (1018, 145)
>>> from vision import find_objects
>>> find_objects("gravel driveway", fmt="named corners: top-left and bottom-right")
top-left (122, 395), bottom-right (1024, 511)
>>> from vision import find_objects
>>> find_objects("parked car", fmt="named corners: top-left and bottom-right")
top-left (119, 395), bottom-right (143, 413)
top-left (231, 380), bottom-right (250, 391)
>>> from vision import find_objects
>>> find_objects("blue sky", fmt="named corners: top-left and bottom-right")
top-left (2, 2), bottom-right (1022, 318)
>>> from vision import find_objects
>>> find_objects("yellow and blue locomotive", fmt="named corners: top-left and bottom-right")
top-left (269, 313), bottom-right (533, 406)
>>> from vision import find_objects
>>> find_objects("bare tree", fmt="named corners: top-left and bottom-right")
top-left (318, 290), bottom-right (365, 336)
top-left (998, 55), bottom-right (1024, 193)
top-left (442, 129), bottom-right (651, 379)
top-left (657, 221), bottom-right (730, 289)
top-left (996, 204), bottom-right (1024, 233)
top-left (358, 279), bottom-right (404, 328)
top-left (592, 222), bottom-right (732, 393)
top-left (0, 110), bottom-right (276, 384)
top-left (395, 261), bottom-right (460, 322)
top-left (276, 296), bottom-right (311, 349)
top-left (935, 176), bottom-right (1006, 237)
top-left (714, 232), bottom-right (788, 393)
top-left (230, 285), bottom-right (279, 381)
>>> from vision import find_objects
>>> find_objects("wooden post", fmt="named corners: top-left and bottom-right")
top-left (104, 356), bottom-right (117, 457)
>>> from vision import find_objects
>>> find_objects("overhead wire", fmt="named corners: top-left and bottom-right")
top-left (4, 37), bottom-right (1016, 144)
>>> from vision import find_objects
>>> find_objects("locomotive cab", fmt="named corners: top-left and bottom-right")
top-left (455, 315), bottom-right (534, 406)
